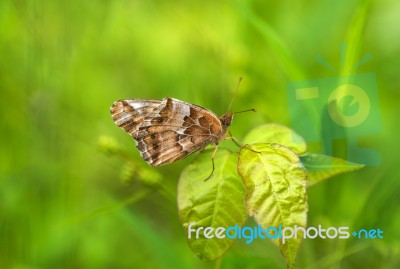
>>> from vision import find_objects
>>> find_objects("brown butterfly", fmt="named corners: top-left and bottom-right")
top-left (110, 79), bottom-right (254, 177)
top-left (110, 97), bottom-right (234, 165)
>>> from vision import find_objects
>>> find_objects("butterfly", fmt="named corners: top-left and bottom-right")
top-left (110, 97), bottom-right (236, 168)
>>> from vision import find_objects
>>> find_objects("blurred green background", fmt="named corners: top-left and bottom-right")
top-left (1, 0), bottom-right (399, 268)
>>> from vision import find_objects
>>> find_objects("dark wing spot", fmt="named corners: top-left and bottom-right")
top-left (151, 143), bottom-right (161, 151)
top-left (159, 98), bottom-right (173, 117)
top-left (183, 115), bottom-right (195, 127)
top-left (184, 125), bottom-right (205, 136)
top-left (198, 116), bottom-right (210, 128)
top-left (189, 107), bottom-right (199, 120)
top-left (151, 117), bottom-right (165, 124)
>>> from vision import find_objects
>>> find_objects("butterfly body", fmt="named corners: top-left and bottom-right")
top-left (110, 97), bottom-right (233, 166)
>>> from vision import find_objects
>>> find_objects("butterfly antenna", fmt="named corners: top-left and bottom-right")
top-left (226, 77), bottom-right (243, 113)
top-left (233, 108), bottom-right (256, 114)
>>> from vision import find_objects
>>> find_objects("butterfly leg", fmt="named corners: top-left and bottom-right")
top-left (204, 144), bottom-right (219, 181)
top-left (226, 132), bottom-right (261, 154)
top-left (225, 131), bottom-right (243, 148)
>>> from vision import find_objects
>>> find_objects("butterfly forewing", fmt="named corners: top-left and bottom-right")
top-left (110, 97), bottom-right (228, 166)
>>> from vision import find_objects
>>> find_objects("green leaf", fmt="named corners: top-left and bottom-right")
top-left (238, 143), bottom-right (308, 269)
top-left (301, 153), bottom-right (365, 187)
top-left (243, 123), bottom-right (307, 155)
top-left (178, 149), bottom-right (247, 261)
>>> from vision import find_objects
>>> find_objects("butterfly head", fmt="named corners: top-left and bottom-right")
top-left (220, 113), bottom-right (234, 130)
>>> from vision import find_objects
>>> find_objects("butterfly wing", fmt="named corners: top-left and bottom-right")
top-left (110, 99), bottom-right (162, 135)
top-left (110, 97), bottom-right (224, 166)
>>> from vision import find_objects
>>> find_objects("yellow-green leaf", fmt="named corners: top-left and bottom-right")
top-left (238, 143), bottom-right (308, 269)
top-left (301, 153), bottom-right (365, 187)
top-left (178, 149), bottom-right (247, 261)
top-left (243, 123), bottom-right (307, 155)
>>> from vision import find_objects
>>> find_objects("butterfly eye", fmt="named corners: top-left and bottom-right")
top-left (220, 113), bottom-right (233, 128)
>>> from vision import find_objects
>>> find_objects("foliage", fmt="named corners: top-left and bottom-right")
top-left (178, 149), bottom-right (247, 261)
top-left (177, 124), bottom-right (363, 268)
